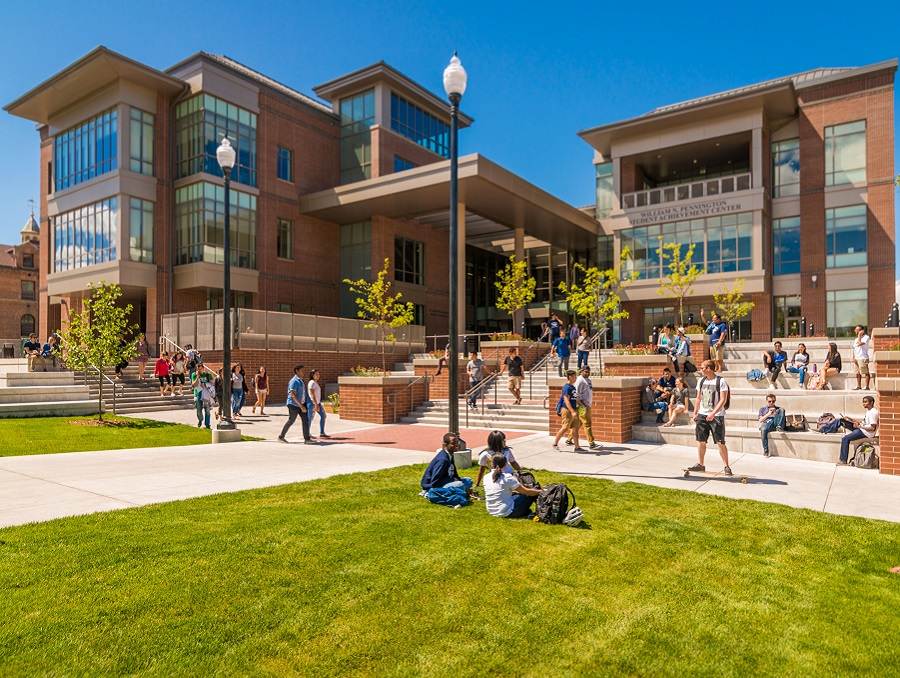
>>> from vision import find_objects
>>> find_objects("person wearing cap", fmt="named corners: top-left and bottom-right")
top-left (566, 365), bottom-right (602, 450)
top-left (552, 370), bottom-right (582, 451)
top-left (642, 378), bottom-right (668, 424)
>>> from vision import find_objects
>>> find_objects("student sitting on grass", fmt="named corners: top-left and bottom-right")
top-left (421, 432), bottom-right (476, 497)
top-left (483, 453), bottom-right (542, 518)
top-left (474, 430), bottom-right (522, 487)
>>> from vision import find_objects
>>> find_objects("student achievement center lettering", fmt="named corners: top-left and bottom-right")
top-left (629, 200), bottom-right (744, 226)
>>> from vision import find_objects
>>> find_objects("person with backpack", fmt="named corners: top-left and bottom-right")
top-left (482, 452), bottom-right (542, 518)
top-left (474, 430), bottom-right (523, 487)
top-left (837, 395), bottom-right (878, 466)
top-left (758, 393), bottom-right (786, 457)
top-left (688, 360), bottom-right (733, 476)
top-left (552, 370), bottom-right (582, 451)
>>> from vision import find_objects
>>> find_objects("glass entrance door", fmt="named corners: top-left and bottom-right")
top-left (785, 316), bottom-right (801, 338)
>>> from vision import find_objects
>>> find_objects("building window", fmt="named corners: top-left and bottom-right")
top-left (20, 314), bottom-right (35, 337)
top-left (595, 162), bottom-right (613, 219)
top-left (771, 139), bottom-right (799, 197)
top-left (340, 90), bottom-right (375, 185)
top-left (276, 302), bottom-right (293, 313)
top-left (390, 93), bottom-right (450, 158)
top-left (21, 280), bottom-right (35, 301)
top-left (207, 290), bottom-right (252, 310)
top-left (277, 146), bottom-right (293, 182)
top-left (52, 198), bottom-right (117, 272)
top-left (129, 108), bottom-right (155, 175)
top-left (175, 182), bottom-right (257, 269)
top-left (54, 107), bottom-right (118, 191)
top-left (620, 212), bottom-right (752, 280)
top-left (394, 156), bottom-right (416, 173)
top-left (22, 254), bottom-right (34, 269)
top-left (412, 303), bottom-right (425, 326)
top-left (175, 93), bottom-right (258, 187)
top-left (340, 220), bottom-right (372, 317)
top-left (277, 218), bottom-right (293, 260)
top-left (394, 236), bottom-right (425, 285)
top-left (129, 198), bottom-right (154, 264)
top-left (828, 289), bottom-right (867, 338)
top-left (595, 234), bottom-right (614, 271)
top-left (826, 205), bottom-right (866, 268)
top-left (773, 216), bottom-right (800, 275)
top-left (825, 120), bottom-right (866, 186)
top-left (774, 295), bottom-right (802, 337)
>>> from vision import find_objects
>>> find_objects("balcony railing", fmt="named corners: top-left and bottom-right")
top-left (622, 172), bottom-right (752, 209)
top-left (161, 309), bottom-right (426, 354)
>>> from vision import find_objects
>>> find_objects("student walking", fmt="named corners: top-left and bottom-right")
top-left (231, 364), bottom-right (246, 418)
top-left (190, 362), bottom-right (215, 429)
top-left (170, 350), bottom-right (187, 396)
top-left (279, 365), bottom-right (313, 444)
top-left (552, 369), bottom-right (582, 451)
top-left (566, 366), bottom-right (602, 450)
top-left (576, 327), bottom-right (591, 369)
top-left (153, 351), bottom-right (172, 396)
top-left (307, 369), bottom-right (330, 438)
top-left (135, 333), bottom-right (151, 379)
top-left (251, 366), bottom-right (269, 415)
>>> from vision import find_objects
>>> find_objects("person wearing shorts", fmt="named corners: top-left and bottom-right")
top-left (501, 347), bottom-right (524, 404)
top-left (852, 325), bottom-right (871, 391)
top-left (154, 352), bottom-right (172, 396)
top-left (552, 370), bottom-right (582, 451)
top-left (688, 360), bottom-right (732, 476)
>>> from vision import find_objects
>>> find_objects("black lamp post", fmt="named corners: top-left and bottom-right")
top-left (216, 137), bottom-right (237, 430)
top-left (443, 53), bottom-right (467, 437)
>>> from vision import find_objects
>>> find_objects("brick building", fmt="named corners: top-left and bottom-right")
top-left (0, 212), bottom-right (40, 355)
top-left (3, 50), bottom-right (896, 346)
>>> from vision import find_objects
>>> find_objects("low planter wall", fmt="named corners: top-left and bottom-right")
top-left (874, 375), bottom-right (900, 476)
top-left (337, 375), bottom-right (428, 424)
top-left (603, 354), bottom-right (674, 378)
top-left (480, 341), bottom-right (550, 370)
top-left (548, 376), bottom-right (645, 443)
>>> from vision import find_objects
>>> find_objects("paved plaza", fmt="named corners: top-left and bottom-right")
top-left (1, 406), bottom-right (899, 529)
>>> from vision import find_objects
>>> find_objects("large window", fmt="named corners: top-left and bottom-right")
top-left (621, 212), bottom-right (753, 280)
top-left (828, 289), bottom-right (867, 338)
top-left (277, 146), bottom-right (292, 182)
top-left (175, 182), bottom-right (257, 269)
top-left (773, 216), bottom-right (800, 275)
top-left (207, 291), bottom-right (253, 310)
top-left (394, 236), bottom-right (425, 285)
top-left (52, 198), bottom-right (117, 272)
top-left (826, 204), bottom-right (866, 268)
top-left (277, 218), bottom-right (293, 260)
top-left (771, 139), bottom-right (800, 197)
top-left (394, 156), bottom-right (416, 173)
top-left (129, 198), bottom-right (154, 263)
top-left (54, 108), bottom-right (118, 191)
top-left (390, 93), bottom-right (450, 158)
top-left (20, 314), bottom-right (35, 337)
top-left (175, 94), bottom-right (258, 187)
top-left (595, 162), bottom-right (614, 219)
top-left (774, 295), bottom-right (802, 337)
top-left (340, 220), bottom-right (372, 317)
top-left (825, 120), bottom-right (866, 186)
top-left (20, 280), bottom-right (35, 301)
top-left (340, 90), bottom-right (375, 185)
top-left (129, 108), bottom-right (155, 175)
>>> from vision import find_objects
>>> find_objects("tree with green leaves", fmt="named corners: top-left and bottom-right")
top-left (559, 249), bottom-right (638, 344)
top-left (343, 258), bottom-right (416, 370)
top-left (657, 240), bottom-right (706, 326)
top-left (494, 255), bottom-right (536, 329)
top-left (713, 278), bottom-right (755, 329)
top-left (59, 281), bottom-right (138, 421)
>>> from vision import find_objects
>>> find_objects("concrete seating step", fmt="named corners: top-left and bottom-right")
top-left (0, 371), bottom-right (77, 387)
top-left (0, 400), bottom-right (100, 418)
top-left (0, 386), bottom-right (92, 404)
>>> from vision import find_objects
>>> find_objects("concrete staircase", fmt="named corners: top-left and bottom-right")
top-left (0, 365), bottom-right (98, 418)
top-left (74, 364), bottom-right (196, 415)
top-left (631, 339), bottom-right (867, 462)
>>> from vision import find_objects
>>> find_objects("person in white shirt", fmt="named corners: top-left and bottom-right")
top-left (474, 430), bottom-right (522, 487)
top-left (482, 453), bottom-right (542, 518)
top-left (566, 366), bottom-right (602, 450)
top-left (851, 325), bottom-right (871, 391)
top-left (688, 360), bottom-right (733, 476)
top-left (837, 395), bottom-right (878, 465)
top-left (307, 369), bottom-right (330, 439)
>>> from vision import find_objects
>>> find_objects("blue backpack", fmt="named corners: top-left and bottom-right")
top-left (746, 368), bottom-right (765, 381)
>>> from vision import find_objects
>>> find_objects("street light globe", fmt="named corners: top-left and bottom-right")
top-left (216, 137), bottom-right (236, 171)
top-left (443, 53), bottom-right (467, 98)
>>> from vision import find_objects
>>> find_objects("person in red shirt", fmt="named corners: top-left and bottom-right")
top-left (154, 351), bottom-right (172, 396)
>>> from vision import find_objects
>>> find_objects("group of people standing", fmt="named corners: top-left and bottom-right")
top-left (542, 313), bottom-right (593, 376)
top-left (551, 366), bottom-right (603, 452)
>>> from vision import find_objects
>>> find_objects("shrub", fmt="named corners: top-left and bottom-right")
top-left (612, 343), bottom-right (656, 356)
top-left (683, 324), bottom-right (706, 334)
top-left (350, 365), bottom-right (390, 377)
top-left (487, 332), bottom-right (531, 342)
top-left (326, 393), bottom-right (340, 413)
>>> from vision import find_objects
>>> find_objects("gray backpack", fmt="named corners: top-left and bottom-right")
top-left (851, 443), bottom-right (879, 469)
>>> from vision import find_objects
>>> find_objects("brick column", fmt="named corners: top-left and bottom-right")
top-left (687, 334), bottom-right (709, 364)
top-left (337, 375), bottom-right (428, 424)
top-left (548, 376), bottom-right (644, 443)
top-left (414, 358), bottom-right (469, 400)
top-left (874, 352), bottom-right (900, 475)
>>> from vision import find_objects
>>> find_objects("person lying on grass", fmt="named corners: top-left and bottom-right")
top-left (483, 453), bottom-right (542, 518)
top-left (474, 430), bottom-right (522, 487)
top-left (421, 432), bottom-right (476, 497)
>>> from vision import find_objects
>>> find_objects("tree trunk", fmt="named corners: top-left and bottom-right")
top-left (97, 371), bottom-right (104, 422)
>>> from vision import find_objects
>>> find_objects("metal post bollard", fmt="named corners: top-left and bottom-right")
top-left (801, 316), bottom-right (806, 338)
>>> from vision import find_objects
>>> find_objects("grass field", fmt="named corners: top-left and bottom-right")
top-left (0, 415), bottom-right (259, 456)
top-left (1, 465), bottom-right (900, 676)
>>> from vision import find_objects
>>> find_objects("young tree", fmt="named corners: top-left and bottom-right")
top-left (657, 240), bottom-right (706, 326)
top-left (558, 249), bottom-right (638, 345)
top-left (343, 258), bottom-right (416, 370)
top-left (494, 255), bottom-right (536, 329)
top-left (59, 281), bottom-right (138, 421)
top-left (713, 278), bottom-right (755, 334)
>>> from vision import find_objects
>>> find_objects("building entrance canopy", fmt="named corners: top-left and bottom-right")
top-left (297, 154), bottom-right (600, 253)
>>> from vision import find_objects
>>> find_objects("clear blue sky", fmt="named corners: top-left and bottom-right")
top-left (1, 0), bottom-right (898, 284)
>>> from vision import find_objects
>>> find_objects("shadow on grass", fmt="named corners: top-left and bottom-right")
top-left (555, 470), bottom-right (789, 486)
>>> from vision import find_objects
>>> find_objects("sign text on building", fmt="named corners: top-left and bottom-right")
top-left (630, 199), bottom-right (743, 226)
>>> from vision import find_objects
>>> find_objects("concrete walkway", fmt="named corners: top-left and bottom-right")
top-left (1, 406), bottom-right (899, 528)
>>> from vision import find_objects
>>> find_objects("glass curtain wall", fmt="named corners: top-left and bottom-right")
top-left (340, 90), bottom-right (375, 184)
top-left (174, 182), bottom-right (257, 268)
top-left (340, 220), bottom-right (372, 318)
top-left (390, 93), bottom-right (450, 158)
top-left (129, 198), bottom-right (154, 263)
top-left (773, 217), bottom-right (801, 274)
top-left (129, 108), bottom-right (155, 175)
top-left (771, 139), bottom-right (800, 197)
top-left (595, 162), bottom-right (613, 219)
top-left (54, 108), bottom-right (118, 191)
top-left (53, 198), bottom-right (117, 272)
top-left (826, 205), bottom-right (867, 268)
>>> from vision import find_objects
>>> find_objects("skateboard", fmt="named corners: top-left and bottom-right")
top-left (682, 468), bottom-right (754, 484)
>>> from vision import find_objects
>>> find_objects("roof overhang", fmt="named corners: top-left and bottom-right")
top-left (298, 154), bottom-right (599, 252)
top-left (4, 46), bottom-right (186, 124)
top-left (579, 82), bottom-right (797, 156)
top-left (314, 61), bottom-right (473, 127)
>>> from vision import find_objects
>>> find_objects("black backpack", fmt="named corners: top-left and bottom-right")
top-left (535, 483), bottom-right (576, 525)
top-left (698, 375), bottom-right (730, 410)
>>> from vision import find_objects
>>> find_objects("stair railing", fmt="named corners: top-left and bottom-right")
top-left (464, 372), bottom-right (501, 428)
top-left (82, 365), bottom-right (124, 415)
top-left (386, 374), bottom-right (432, 424)
top-left (159, 334), bottom-right (188, 357)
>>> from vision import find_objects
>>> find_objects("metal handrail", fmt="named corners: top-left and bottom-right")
top-left (464, 372), bottom-right (501, 428)
top-left (82, 365), bottom-right (124, 415)
top-left (386, 374), bottom-right (432, 424)
top-left (160, 334), bottom-right (188, 357)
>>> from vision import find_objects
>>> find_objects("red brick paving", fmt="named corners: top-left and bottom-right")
top-left (331, 425), bottom-right (532, 453)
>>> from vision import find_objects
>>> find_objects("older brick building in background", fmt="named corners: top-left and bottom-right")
top-left (0, 212), bottom-right (40, 355)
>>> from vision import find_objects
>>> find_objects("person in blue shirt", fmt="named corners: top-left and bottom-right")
top-left (552, 370), bottom-right (582, 451)
top-left (700, 309), bottom-right (728, 373)
top-left (547, 313), bottom-right (562, 341)
top-left (553, 334), bottom-right (571, 376)
top-left (420, 432), bottom-right (474, 494)
top-left (762, 341), bottom-right (788, 390)
top-left (278, 364), bottom-right (314, 444)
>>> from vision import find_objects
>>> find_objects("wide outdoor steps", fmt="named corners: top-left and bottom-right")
top-left (76, 365), bottom-right (195, 415)
top-left (0, 370), bottom-right (98, 418)
top-left (401, 400), bottom-right (549, 432)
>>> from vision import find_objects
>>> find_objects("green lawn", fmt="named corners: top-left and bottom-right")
top-left (0, 415), bottom-right (259, 456)
top-left (1, 465), bottom-right (899, 676)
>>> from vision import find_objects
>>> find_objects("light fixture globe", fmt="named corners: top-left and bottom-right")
top-left (216, 137), bottom-right (236, 171)
top-left (443, 53), bottom-right (467, 98)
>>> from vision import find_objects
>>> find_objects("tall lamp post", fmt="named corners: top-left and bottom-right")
top-left (443, 53), bottom-right (467, 437)
top-left (216, 137), bottom-right (236, 430)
